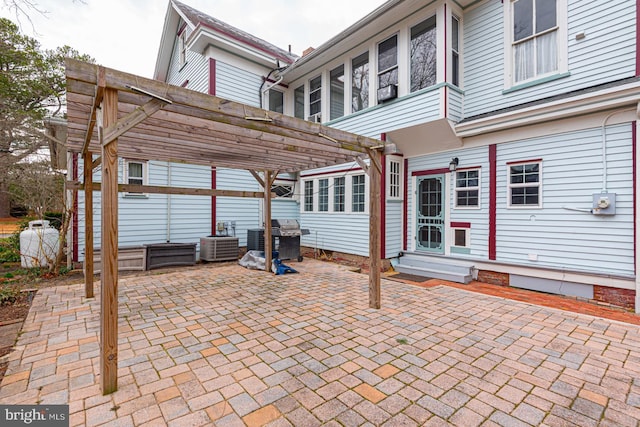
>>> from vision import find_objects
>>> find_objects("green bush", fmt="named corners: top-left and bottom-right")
top-left (0, 286), bottom-right (19, 305)
top-left (44, 212), bottom-right (64, 230)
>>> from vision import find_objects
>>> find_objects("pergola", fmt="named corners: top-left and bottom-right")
top-left (65, 58), bottom-right (384, 395)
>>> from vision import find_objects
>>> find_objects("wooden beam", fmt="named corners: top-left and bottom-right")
top-left (355, 156), bottom-right (369, 174)
top-left (83, 152), bottom-right (94, 299)
top-left (264, 169), bottom-right (273, 274)
top-left (65, 181), bottom-right (271, 198)
top-left (102, 98), bottom-right (167, 146)
top-left (92, 156), bottom-right (102, 170)
top-left (82, 66), bottom-right (105, 154)
top-left (368, 149), bottom-right (382, 309)
top-left (100, 87), bottom-right (119, 395)
top-left (249, 170), bottom-right (264, 188)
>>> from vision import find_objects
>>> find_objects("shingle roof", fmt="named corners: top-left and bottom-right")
top-left (172, 0), bottom-right (298, 65)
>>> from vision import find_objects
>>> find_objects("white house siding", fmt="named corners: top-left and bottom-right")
top-left (463, 0), bottom-right (636, 117)
top-left (300, 214), bottom-right (370, 257)
top-left (77, 161), bottom-right (211, 261)
top-left (406, 146), bottom-right (489, 257)
top-left (215, 61), bottom-right (262, 107)
top-left (385, 201), bottom-right (403, 259)
top-left (447, 86), bottom-right (463, 123)
top-left (328, 89), bottom-right (442, 138)
top-left (166, 28), bottom-right (209, 92)
top-left (495, 123), bottom-right (634, 276)
top-left (216, 168), bottom-right (261, 247)
top-left (272, 199), bottom-right (300, 221)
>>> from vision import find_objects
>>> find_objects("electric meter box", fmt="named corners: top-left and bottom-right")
top-left (592, 193), bottom-right (616, 216)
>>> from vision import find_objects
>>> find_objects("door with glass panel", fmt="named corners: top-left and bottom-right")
top-left (416, 175), bottom-right (445, 253)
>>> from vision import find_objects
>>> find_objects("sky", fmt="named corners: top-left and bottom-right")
top-left (0, 0), bottom-right (388, 78)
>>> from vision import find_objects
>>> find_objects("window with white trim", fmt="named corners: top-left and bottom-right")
top-left (333, 177), bottom-right (345, 212)
top-left (178, 28), bottom-right (187, 67)
top-left (410, 16), bottom-right (437, 92)
top-left (451, 15), bottom-right (460, 87)
top-left (508, 161), bottom-right (541, 207)
top-left (352, 52), bottom-right (369, 113)
top-left (330, 65), bottom-right (344, 120)
top-left (318, 179), bottom-right (329, 212)
top-left (268, 90), bottom-right (283, 113)
top-left (304, 180), bottom-right (314, 211)
top-left (387, 157), bottom-right (402, 200)
top-left (454, 168), bottom-right (480, 208)
top-left (352, 174), bottom-right (366, 212)
top-left (308, 75), bottom-right (322, 121)
top-left (294, 85), bottom-right (305, 119)
top-left (509, 0), bottom-right (563, 84)
top-left (377, 35), bottom-right (398, 91)
top-left (124, 160), bottom-right (147, 196)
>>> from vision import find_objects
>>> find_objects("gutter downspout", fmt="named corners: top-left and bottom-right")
top-left (259, 66), bottom-right (286, 109)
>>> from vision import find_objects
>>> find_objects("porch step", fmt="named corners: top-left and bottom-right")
top-left (394, 253), bottom-right (474, 284)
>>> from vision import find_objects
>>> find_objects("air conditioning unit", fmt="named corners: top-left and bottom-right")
top-left (307, 113), bottom-right (322, 123)
top-left (377, 84), bottom-right (397, 103)
top-left (200, 236), bottom-right (239, 262)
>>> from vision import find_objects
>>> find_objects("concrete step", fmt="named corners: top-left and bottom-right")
top-left (394, 253), bottom-right (474, 284)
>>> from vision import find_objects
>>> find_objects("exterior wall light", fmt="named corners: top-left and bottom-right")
top-left (449, 157), bottom-right (459, 172)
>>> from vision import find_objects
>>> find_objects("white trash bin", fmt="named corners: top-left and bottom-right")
top-left (19, 220), bottom-right (60, 268)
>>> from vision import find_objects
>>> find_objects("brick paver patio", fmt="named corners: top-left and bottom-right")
top-left (1, 260), bottom-right (639, 426)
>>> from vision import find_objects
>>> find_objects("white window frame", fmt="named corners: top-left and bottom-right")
top-left (123, 159), bottom-right (148, 197)
top-left (451, 227), bottom-right (470, 249)
top-left (377, 34), bottom-right (399, 91)
top-left (352, 174), bottom-right (366, 213)
top-left (308, 75), bottom-right (322, 120)
top-left (507, 160), bottom-right (542, 208)
top-left (454, 167), bottom-right (481, 209)
top-left (303, 180), bottom-right (314, 212)
top-left (503, 0), bottom-right (567, 88)
top-left (333, 176), bottom-right (345, 212)
top-left (318, 178), bottom-right (329, 212)
top-left (178, 26), bottom-right (187, 68)
top-left (386, 156), bottom-right (403, 201)
top-left (300, 172), bottom-right (368, 214)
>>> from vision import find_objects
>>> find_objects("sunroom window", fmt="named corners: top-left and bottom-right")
top-left (268, 90), bottom-right (283, 113)
top-left (294, 85), bottom-right (305, 119)
top-left (378, 35), bottom-right (398, 90)
top-left (352, 52), bottom-right (369, 112)
top-left (308, 76), bottom-right (322, 121)
top-left (330, 65), bottom-right (344, 120)
top-left (410, 16), bottom-right (437, 92)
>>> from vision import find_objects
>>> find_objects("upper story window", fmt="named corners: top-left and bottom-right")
top-left (178, 25), bottom-right (187, 67)
top-left (410, 16), bottom-right (437, 92)
top-left (512, 0), bottom-right (558, 83)
top-left (508, 160), bottom-right (541, 207)
top-left (308, 75), bottom-right (322, 121)
top-left (330, 65), bottom-right (345, 120)
top-left (378, 35), bottom-right (398, 90)
top-left (294, 85), bottom-right (305, 119)
top-left (352, 52), bottom-right (369, 113)
top-left (268, 90), bottom-right (283, 113)
top-left (451, 15), bottom-right (460, 87)
top-left (454, 168), bottom-right (480, 208)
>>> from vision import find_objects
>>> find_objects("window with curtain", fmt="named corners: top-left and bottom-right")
top-left (512, 0), bottom-right (558, 83)
top-left (352, 52), bottom-right (369, 113)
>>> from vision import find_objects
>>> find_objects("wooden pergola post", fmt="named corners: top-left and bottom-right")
top-left (264, 170), bottom-right (274, 272)
top-left (368, 149), bottom-right (382, 309)
top-left (100, 88), bottom-right (119, 394)
top-left (83, 151), bottom-right (94, 298)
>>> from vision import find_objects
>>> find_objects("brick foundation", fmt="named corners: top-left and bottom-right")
top-left (593, 286), bottom-right (636, 311)
top-left (477, 270), bottom-right (510, 287)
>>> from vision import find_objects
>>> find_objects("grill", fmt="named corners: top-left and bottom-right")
top-left (271, 219), bottom-right (309, 261)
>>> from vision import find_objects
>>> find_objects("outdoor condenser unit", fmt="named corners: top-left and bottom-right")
top-left (200, 236), bottom-right (239, 262)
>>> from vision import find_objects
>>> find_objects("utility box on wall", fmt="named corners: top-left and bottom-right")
top-left (592, 193), bottom-right (616, 216)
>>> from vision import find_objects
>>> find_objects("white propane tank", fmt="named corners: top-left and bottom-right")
top-left (19, 220), bottom-right (60, 268)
